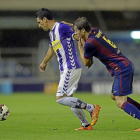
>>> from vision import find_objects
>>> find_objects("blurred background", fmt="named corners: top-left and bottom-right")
top-left (0, 0), bottom-right (140, 94)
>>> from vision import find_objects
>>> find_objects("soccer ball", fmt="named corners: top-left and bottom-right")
top-left (0, 104), bottom-right (10, 121)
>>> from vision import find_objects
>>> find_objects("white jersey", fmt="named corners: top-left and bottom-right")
top-left (49, 22), bottom-right (81, 72)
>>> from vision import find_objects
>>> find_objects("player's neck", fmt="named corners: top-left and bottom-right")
top-left (49, 20), bottom-right (57, 30)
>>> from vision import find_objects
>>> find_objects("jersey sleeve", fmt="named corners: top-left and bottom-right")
top-left (84, 42), bottom-right (96, 59)
top-left (49, 32), bottom-right (52, 46)
top-left (49, 39), bottom-right (52, 46)
top-left (59, 23), bottom-right (75, 38)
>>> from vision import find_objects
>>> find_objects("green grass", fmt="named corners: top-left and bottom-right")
top-left (0, 93), bottom-right (140, 140)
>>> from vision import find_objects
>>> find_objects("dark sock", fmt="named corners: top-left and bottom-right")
top-left (84, 124), bottom-right (90, 127)
top-left (127, 97), bottom-right (140, 110)
top-left (121, 101), bottom-right (140, 120)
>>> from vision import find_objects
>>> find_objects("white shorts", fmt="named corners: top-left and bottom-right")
top-left (56, 68), bottom-right (82, 97)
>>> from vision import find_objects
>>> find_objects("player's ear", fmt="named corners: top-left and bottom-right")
top-left (43, 17), bottom-right (47, 23)
top-left (81, 28), bottom-right (85, 33)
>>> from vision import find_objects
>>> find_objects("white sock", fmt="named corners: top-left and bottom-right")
top-left (71, 108), bottom-right (89, 127)
top-left (57, 97), bottom-right (87, 109)
top-left (86, 104), bottom-right (95, 112)
top-left (57, 97), bottom-right (94, 112)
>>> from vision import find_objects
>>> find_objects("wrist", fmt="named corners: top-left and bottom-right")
top-left (43, 60), bottom-right (48, 64)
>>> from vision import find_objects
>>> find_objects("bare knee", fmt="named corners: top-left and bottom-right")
top-left (115, 100), bottom-right (123, 108)
top-left (115, 96), bottom-right (127, 108)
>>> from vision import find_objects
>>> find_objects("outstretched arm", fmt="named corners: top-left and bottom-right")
top-left (78, 39), bottom-right (93, 68)
top-left (61, 21), bottom-right (73, 27)
top-left (39, 45), bottom-right (55, 72)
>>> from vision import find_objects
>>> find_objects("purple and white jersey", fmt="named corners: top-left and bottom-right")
top-left (49, 22), bottom-right (81, 71)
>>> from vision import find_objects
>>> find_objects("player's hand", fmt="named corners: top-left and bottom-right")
top-left (60, 21), bottom-right (73, 27)
top-left (87, 59), bottom-right (94, 69)
top-left (80, 38), bottom-right (86, 47)
top-left (39, 61), bottom-right (47, 72)
top-left (78, 39), bottom-right (84, 48)
top-left (78, 38), bottom-right (85, 48)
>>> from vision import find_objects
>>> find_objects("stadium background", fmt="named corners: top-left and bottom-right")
top-left (0, 0), bottom-right (140, 94)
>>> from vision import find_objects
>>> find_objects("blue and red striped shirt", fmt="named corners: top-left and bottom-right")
top-left (84, 27), bottom-right (132, 76)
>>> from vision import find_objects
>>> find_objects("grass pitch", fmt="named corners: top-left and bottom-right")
top-left (0, 92), bottom-right (140, 140)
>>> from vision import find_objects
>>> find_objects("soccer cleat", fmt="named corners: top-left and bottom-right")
top-left (75, 124), bottom-right (93, 130)
top-left (90, 105), bottom-right (101, 126)
top-left (134, 128), bottom-right (140, 131)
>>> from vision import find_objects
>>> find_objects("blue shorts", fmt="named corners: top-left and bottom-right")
top-left (112, 64), bottom-right (134, 96)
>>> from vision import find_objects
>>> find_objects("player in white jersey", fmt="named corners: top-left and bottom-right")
top-left (36, 8), bottom-right (101, 130)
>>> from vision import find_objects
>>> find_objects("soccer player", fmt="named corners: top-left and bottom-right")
top-left (36, 8), bottom-right (101, 130)
top-left (73, 17), bottom-right (140, 131)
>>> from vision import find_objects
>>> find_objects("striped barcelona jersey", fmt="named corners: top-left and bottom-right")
top-left (49, 22), bottom-right (81, 71)
top-left (84, 27), bottom-right (132, 76)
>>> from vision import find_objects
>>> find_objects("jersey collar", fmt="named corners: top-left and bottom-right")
top-left (51, 22), bottom-right (58, 31)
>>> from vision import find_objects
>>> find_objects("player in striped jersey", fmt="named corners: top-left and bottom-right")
top-left (36, 8), bottom-right (101, 130)
top-left (74, 17), bottom-right (140, 131)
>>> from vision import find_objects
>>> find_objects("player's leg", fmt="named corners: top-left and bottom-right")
top-left (127, 97), bottom-right (140, 110)
top-left (56, 69), bottom-right (94, 112)
top-left (125, 65), bottom-right (140, 110)
top-left (56, 69), bottom-right (100, 128)
top-left (112, 65), bottom-right (140, 120)
top-left (111, 93), bottom-right (115, 100)
top-left (57, 95), bottom-right (95, 112)
top-left (115, 95), bottom-right (140, 120)
top-left (56, 69), bottom-right (92, 130)
top-left (111, 66), bottom-right (140, 111)
top-left (57, 93), bottom-right (92, 129)
top-left (71, 108), bottom-right (93, 130)
top-left (112, 87), bottom-right (140, 131)
top-left (57, 95), bottom-right (100, 126)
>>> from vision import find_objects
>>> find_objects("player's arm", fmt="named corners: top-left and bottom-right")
top-left (60, 21), bottom-right (81, 41)
top-left (60, 21), bottom-right (80, 41)
top-left (39, 45), bottom-right (55, 72)
top-left (78, 39), bottom-right (94, 68)
top-left (73, 34), bottom-right (79, 41)
top-left (61, 21), bottom-right (73, 27)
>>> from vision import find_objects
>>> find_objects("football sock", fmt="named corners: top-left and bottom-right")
top-left (57, 97), bottom-right (94, 112)
top-left (86, 103), bottom-right (95, 112)
top-left (71, 108), bottom-right (90, 127)
top-left (127, 97), bottom-right (140, 110)
top-left (121, 101), bottom-right (140, 120)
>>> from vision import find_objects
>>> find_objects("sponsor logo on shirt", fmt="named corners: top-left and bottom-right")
top-left (52, 39), bottom-right (62, 52)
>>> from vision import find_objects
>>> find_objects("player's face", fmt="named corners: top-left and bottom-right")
top-left (36, 18), bottom-right (49, 31)
top-left (74, 26), bottom-right (85, 38)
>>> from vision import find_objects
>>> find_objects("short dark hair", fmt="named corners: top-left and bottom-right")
top-left (74, 17), bottom-right (91, 32)
top-left (36, 8), bottom-right (53, 20)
